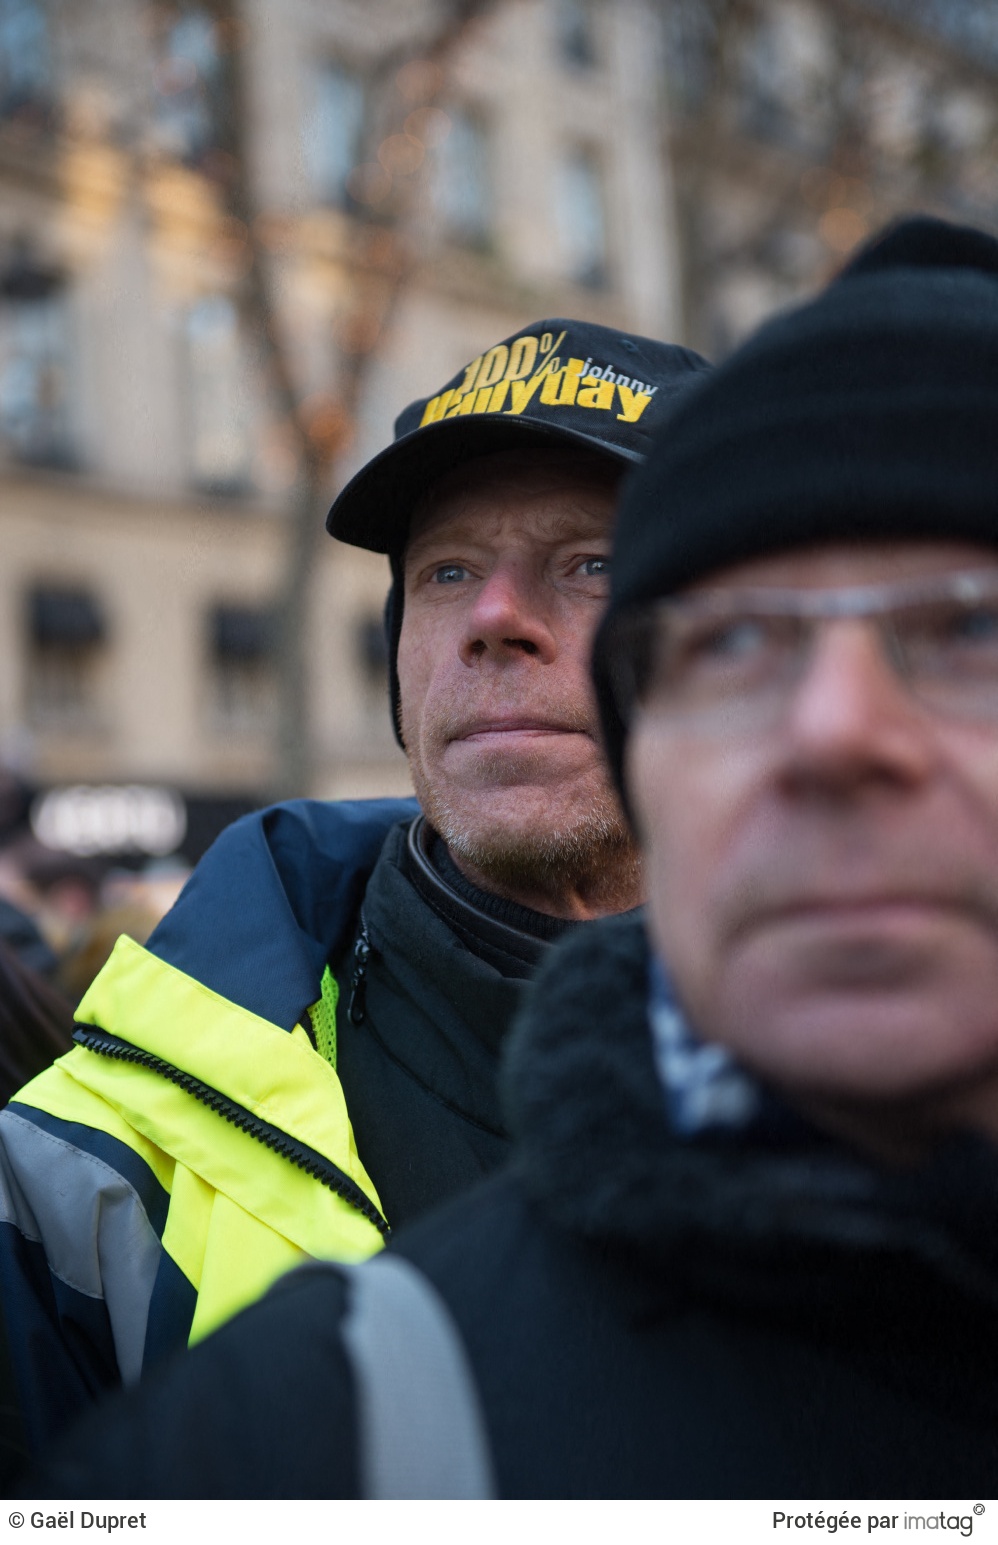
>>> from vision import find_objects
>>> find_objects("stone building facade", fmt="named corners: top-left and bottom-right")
top-left (0, 0), bottom-right (680, 862)
top-left (663, 0), bottom-right (998, 353)
top-left (3, 0), bottom-right (995, 866)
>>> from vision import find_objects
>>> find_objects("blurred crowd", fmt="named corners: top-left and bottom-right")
top-left (0, 767), bottom-right (190, 1107)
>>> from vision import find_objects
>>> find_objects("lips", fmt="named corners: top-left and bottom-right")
top-left (733, 893), bottom-right (976, 944)
top-left (452, 717), bottom-right (587, 741)
top-left (767, 895), bottom-right (952, 916)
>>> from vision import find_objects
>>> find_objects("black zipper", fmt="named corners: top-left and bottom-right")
top-left (348, 919), bottom-right (372, 1025)
top-left (72, 1024), bottom-right (390, 1239)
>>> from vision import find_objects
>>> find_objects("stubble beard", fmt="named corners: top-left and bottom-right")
top-left (410, 756), bottom-right (641, 914)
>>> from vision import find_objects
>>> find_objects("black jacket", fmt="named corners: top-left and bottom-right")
top-left (34, 912), bottom-right (998, 1498)
top-left (332, 819), bottom-right (540, 1226)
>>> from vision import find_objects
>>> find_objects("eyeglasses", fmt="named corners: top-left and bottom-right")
top-left (605, 569), bottom-right (998, 734)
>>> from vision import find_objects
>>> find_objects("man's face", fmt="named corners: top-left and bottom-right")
top-left (628, 541), bottom-right (998, 1128)
top-left (398, 448), bottom-right (635, 915)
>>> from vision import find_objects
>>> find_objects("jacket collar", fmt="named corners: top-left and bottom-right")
top-left (503, 911), bottom-right (998, 1315)
top-left (147, 798), bottom-right (418, 1030)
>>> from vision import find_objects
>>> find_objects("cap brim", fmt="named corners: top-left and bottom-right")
top-left (326, 413), bottom-right (640, 553)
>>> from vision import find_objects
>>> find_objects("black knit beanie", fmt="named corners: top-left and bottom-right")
top-left (593, 214), bottom-right (998, 796)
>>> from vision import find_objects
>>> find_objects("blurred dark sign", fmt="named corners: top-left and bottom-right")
top-left (30, 786), bottom-right (262, 863)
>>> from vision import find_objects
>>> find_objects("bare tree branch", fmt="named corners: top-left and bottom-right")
top-left (192, 0), bottom-right (508, 798)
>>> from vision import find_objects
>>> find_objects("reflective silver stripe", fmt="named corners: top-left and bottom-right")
top-left (0, 1109), bottom-right (161, 1385)
top-left (337, 1253), bottom-right (496, 1499)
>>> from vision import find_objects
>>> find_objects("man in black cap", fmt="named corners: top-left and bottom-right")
top-left (42, 216), bottom-right (998, 1499)
top-left (0, 318), bottom-right (708, 1450)
top-left (322, 321), bottom-right (705, 1226)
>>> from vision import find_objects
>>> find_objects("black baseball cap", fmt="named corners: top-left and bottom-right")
top-left (327, 317), bottom-right (711, 553)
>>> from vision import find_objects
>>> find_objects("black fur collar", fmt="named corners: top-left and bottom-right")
top-left (502, 911), bottom-right (998, 1319)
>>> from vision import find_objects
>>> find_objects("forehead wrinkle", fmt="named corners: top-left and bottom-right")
top-left (689, 540), bottom-right (998, 596)
top-left (406, 449), bottom-right (620, 558)
top-left (405, 489), bottom-right (616, 571)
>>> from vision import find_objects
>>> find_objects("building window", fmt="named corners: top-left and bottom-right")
top-left (154, 7), bottom-right (222, 166)
top-left (736, 9), bottom-right (830, 153)
top-left (663, 0), bottom-right (718, 114)
top-left (555, 148), bottom-right (607, 288)
top-left (0, 253), bottom-right (74, 468)
top-left (308, 61), bottom-right (366, 207)
top-left (24, 584), bottom-right (106, 729)
top-left (435, 107), bottom-right (491, 248)
top-left (186, 296), bottom-right (251, 495)
top-left (554, 0), bottom-right (598, 68)
top-left (207, 603), bottom-right (276, 735)
top-left (0, 0), bottom-right (50, 123)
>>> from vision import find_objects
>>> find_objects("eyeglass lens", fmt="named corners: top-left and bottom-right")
top-left (614, 578), bottom-right (998, 730)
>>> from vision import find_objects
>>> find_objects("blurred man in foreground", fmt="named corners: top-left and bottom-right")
top-left (0, 318), bottom-right (708, 1449)
top-left (36, 216), bottom-right (998, 1500)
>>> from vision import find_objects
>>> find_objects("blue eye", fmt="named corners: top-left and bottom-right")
top-left (580, 557), bottom-right (610, 578)
top-left (948, 604), bottom-right (998, 644)
top-left (432, 564), bottom-right (467, 584)
top-left (697, 618), bottom-right (770, 661)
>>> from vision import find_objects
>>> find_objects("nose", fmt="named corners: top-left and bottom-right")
top-left (779, 619), bottom-right (935, 793)
top-left (460, 559), bottom-right (558, 667)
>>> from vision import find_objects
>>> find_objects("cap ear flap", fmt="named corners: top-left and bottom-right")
top-left (386, 552), bottom-right (406, 750)
top-left (591, 612), bottom-right (636, 831)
